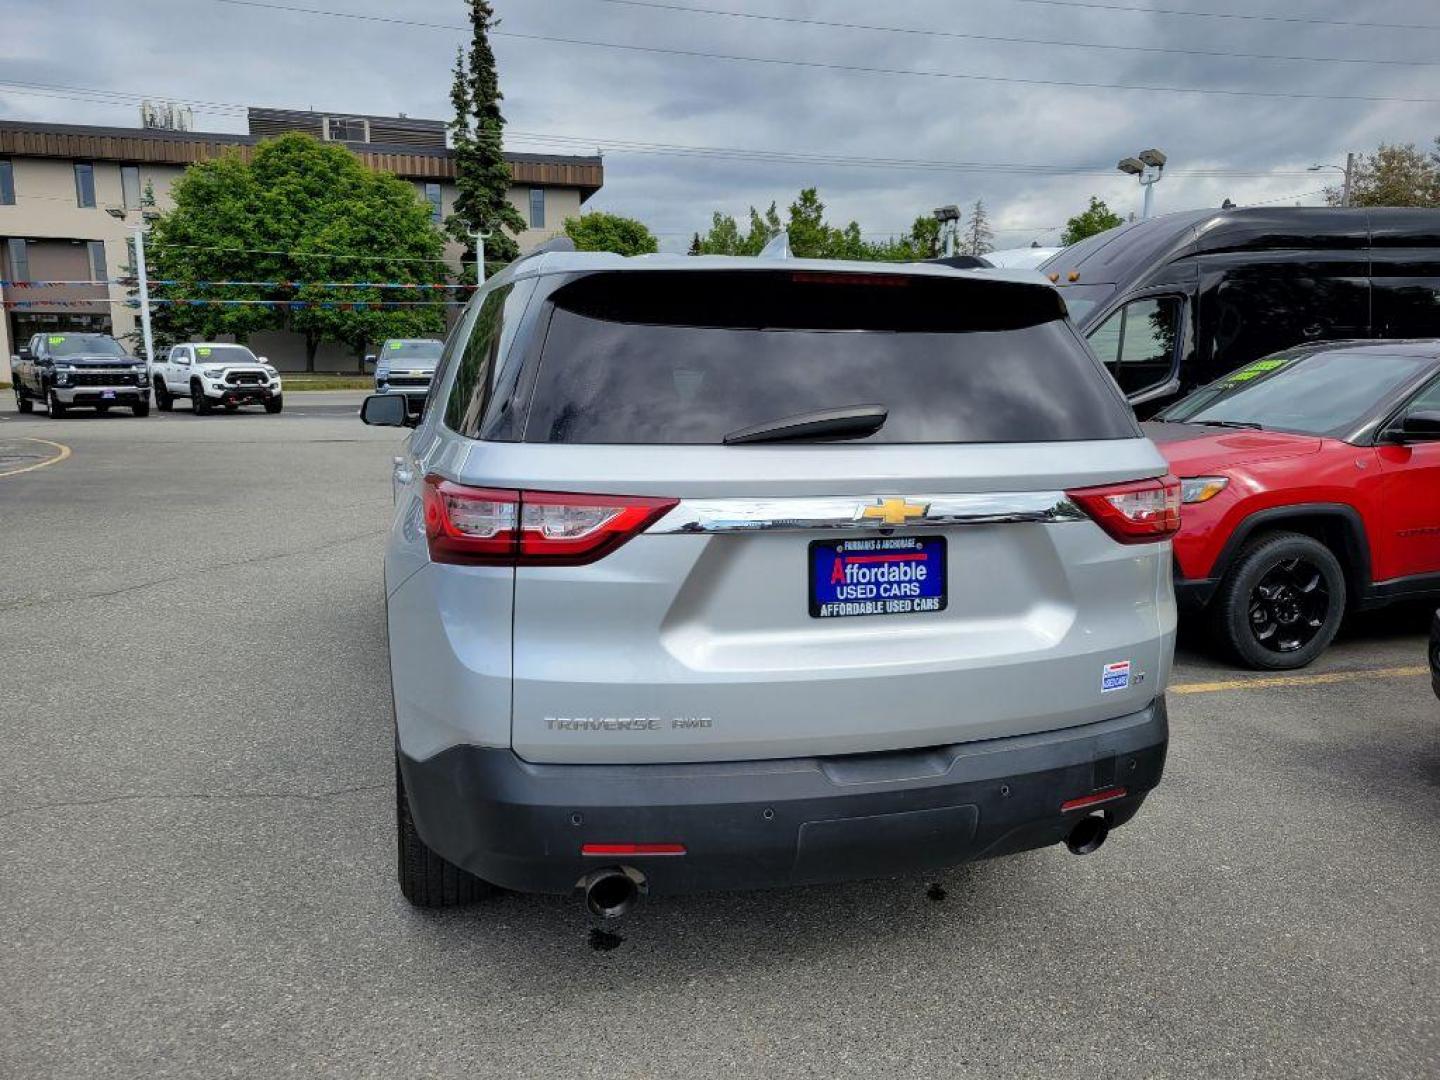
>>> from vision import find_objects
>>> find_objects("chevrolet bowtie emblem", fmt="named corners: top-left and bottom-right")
top-left (860, 497), bottom-right (929, 526)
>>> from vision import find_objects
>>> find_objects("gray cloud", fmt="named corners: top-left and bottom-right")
top-left (4, 0), bottom-right (1438, 251)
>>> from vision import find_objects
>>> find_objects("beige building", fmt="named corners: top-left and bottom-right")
top-left (0, 109), bottom-right (603, 379)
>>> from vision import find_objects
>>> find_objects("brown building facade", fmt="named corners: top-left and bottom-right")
top-left (0, 109), bottom-right (603, 377)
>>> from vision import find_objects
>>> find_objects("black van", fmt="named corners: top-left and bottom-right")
top-left (1045, 207), bottom-right (1440, 414)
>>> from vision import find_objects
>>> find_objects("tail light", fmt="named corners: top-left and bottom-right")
top-left (422, 475), bottom-right (676, 566)
top-left (1066, 474), bottom-right (1181, 544)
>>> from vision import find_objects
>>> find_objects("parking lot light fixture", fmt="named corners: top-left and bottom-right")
top-left (1118, 149), bottom-right (1166, 221)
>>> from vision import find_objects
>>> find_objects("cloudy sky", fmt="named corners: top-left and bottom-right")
top-left (3, 0), bottom-right (1439, 251)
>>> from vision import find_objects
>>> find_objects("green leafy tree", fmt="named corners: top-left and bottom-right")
top-left (145, 133), bottom-right (446, 370)
top-left (1328, 142), bottom-right (1440, 208)
top-left (867, 215), bottom-right (943, 262)
top-left (446, 0), bottom-right (526, 266)
top-left (961, 199), bottom-right (994, 256)
top-left (694, 202), bottom-right (781, 255)
top-left (1061, 196), bottom-right (1124, 246)
top-left (695, 189), bottom-right (954, 262)
top-left (563, 211), bottom-right (659, 255)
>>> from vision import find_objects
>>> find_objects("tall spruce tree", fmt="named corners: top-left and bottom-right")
top-left (961, 199), bottom-right (995, 256)
top-left (446, 1), bottom-right (525, 268)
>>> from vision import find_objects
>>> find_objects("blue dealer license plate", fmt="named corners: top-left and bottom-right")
top-left (809, 535), bottom-right (947, 619)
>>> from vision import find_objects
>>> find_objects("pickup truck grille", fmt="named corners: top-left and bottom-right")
top-left (386, 375), bottom-right (431, 387)
top-left (69, 371), bottom-right (139, 387)
top-left (227, 372), bottom-right (265, 385)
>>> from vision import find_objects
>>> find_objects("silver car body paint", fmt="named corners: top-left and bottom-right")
top-left (384, 252), bottom-right (1176, 766)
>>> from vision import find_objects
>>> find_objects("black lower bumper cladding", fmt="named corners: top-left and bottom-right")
top-left (400, 699), bottom-right (1169, 896)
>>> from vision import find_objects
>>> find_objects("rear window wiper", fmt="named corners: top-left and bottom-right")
top-left (723, 404), bottom-right (888, 445)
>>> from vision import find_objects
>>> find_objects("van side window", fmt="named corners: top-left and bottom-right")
top-left (1087, 296), bottom-right (1181, 396)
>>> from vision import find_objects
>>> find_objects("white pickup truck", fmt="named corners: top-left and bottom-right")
top-left (151, 343), bottom-right (283, 415)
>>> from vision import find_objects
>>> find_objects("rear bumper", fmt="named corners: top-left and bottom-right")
top-left (399, 698), bottom-right (1168, 896)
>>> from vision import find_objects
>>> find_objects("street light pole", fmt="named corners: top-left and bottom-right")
top-left (473, 228), bottom-right (491, 286)
top-left (1308, 156), bottom-right (1357, 207)
top-left (1117, 149), bottom-right (1167, 221)
top-left (132, 224), bottom-right (155, 367)
top-left (108, 205), bottom-right (154, 365)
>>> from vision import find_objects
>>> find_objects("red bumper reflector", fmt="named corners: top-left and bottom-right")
top-left (1060, 787), bottom-right (1128, 813)
top-left (581, 843), bottom-right (686, 856)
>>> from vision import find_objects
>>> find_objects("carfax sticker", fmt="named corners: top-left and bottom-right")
top-left (1101, 660), bottom-right (1131, 693)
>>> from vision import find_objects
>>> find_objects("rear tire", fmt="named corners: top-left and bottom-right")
top-left (1211, 531), bottom-right (1346, 670)
top-left (154, 378), bottom-right (173, 411)
top-left (16, 387), bottom-right (33, 414)
top-left (263, 396), bottom-right (283, 415)
top-left (396, 759), bottom-right (496, 907)
top-left (47, 391), bottom-right (67, 418)
top-left (190, 382), bottom-right (211, 415)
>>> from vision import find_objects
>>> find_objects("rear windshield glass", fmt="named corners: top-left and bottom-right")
top-left (523, 271), bottom-right (1137, 445)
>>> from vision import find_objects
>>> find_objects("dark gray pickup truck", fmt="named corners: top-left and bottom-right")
top-left (11, 332), bottom-right (150, 417)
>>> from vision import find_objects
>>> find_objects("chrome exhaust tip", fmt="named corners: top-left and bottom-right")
top-left (582, 868), bottom-right (641, 919)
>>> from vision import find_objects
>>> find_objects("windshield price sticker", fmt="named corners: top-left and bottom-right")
top-left (198, 347), bottom-right (212, 357)
top-left (48, 336), bottom-right (65, 344)
top-left (1227, 357), bottom-right (1290, 383)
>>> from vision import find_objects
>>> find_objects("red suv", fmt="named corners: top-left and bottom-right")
top-left (1146, 341), bottom-right (1440, 669)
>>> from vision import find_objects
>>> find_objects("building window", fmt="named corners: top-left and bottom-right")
top-left (121, 165), bottom-right (141, 210)
top-left (325, 117), bottom-right (369, 143)
top-left (87, 241), bottom-right (108, 284)
top-left (74, 162), bottom-right (96, 208)
top-left (0, 159), bottom-right (13, 205)
top-left (423, 182), bottom-right (443, 225)
top-left (6, 238), bottom-right (29, 281)
top-left (528, 187), bottom-right (545, 229)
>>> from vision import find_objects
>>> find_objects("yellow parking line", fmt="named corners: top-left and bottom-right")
top-left (1172, 665), bottom-right (1428, 695)
top-left (0, 437), bottom-right (71, 478)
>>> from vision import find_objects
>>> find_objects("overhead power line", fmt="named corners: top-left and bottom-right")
top-left (0, 79), bottom-right (1322, 181)
top-left (594, 0), bottom-right (1440, 68)
top-left (1003, 0), bottom-right (1440, 33)
top-left (201, 0), bottom-right (1440, 105)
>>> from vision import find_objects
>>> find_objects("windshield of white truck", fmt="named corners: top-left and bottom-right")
top-left (191, 346), bottom-right (258, 365)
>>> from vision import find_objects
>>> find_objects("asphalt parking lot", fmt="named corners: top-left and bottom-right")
top-left (2, 391), bottom-right (1437, 1079)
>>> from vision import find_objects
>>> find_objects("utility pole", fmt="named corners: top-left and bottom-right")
top-left (1342, 151), bottom-right (1355, 208)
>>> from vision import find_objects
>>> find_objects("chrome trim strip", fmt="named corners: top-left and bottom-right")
top-left (647, 492), bottom-right (1085, 534)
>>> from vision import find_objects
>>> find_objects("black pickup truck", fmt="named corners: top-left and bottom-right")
top-left (11, 332), bottom-right (150, 417)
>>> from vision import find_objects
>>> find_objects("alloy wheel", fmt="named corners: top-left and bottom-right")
top-left (1247, 557), bottom-right (1331, 654)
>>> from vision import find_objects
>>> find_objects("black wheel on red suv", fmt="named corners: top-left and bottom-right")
top-left (1211, 531), bottom-right (1346, 670)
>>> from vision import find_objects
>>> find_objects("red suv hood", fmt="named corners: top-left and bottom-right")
top-left (1142, 422), bottom-right (1325, 473)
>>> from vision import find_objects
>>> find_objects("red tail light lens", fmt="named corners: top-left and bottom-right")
top-left (422, 480), bottom-right (519, 564)
top-left (1066, 474), bottom-right (1181, 544)
top-left (422, 476), bottom-right (676, 565)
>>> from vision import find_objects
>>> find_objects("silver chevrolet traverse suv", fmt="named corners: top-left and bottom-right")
top-left (363, 252), bottom-right (1177, 916)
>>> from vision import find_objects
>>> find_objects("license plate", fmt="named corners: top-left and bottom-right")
top-left (809, 535), bottom-right (947, 619)
top-left (100, 390), bottom-right (116, 399)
